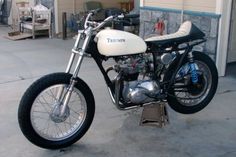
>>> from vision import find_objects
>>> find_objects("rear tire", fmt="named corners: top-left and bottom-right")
top-left (18, 73), bottom-right (95, 149)
top-left (164, 52), bottom-right (218, 114)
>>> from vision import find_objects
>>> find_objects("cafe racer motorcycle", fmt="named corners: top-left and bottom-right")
top-left (18, 10), bottom-right (218, 149)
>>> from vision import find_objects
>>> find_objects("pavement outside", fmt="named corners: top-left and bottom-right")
top-left (0, 26), bottom-right (236, 157)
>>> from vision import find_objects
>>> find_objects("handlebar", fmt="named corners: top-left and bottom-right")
top-left (83, 11), bottom-right (139, 31)
top-left (123, 14), bottom-right (139, 19)
top-left (84, 12), bottom-right (115, 31)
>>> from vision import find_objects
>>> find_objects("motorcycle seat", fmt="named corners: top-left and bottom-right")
top-left (145, 21), bottom-right (205, 48)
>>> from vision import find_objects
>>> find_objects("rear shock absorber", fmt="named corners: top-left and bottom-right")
top-left (188, 52), bottom-right (198, 83)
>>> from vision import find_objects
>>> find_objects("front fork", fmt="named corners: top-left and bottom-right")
top-left (56, 30), bottom-right (91, 116)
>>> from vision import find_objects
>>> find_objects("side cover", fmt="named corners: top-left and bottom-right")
top-left (95, 29), bottom-right (147, 56)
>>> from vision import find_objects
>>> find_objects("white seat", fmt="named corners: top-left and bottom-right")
top-left (145, 21), bottom-right (192, 42)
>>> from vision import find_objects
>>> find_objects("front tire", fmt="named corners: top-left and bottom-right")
top-left (164, 52), bottom-right (218, 114)
top-left (18, 73), bottom-right (95, 149)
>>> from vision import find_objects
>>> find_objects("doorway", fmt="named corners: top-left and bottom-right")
top-left (134, 0), bottom-right (140, 10)
top-left (226, 0), bottom-right (236, 77)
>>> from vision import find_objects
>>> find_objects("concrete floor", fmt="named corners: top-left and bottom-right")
top-left (0, 27), bottom-right (236, 157)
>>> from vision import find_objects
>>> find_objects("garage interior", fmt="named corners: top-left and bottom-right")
top-left (226, 0), bottom-right (236, 77)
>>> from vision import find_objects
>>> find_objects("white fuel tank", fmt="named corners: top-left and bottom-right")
top-left (95, 29), bottom-right (147, 56)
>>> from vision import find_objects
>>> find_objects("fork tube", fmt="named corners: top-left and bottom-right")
top-left (56, 51), bottom-right (76, 101)
top-left (73, 33), bottom-right (82, 50)
top-left (60, 80), bottom-right (76, 116)
top-left (56, 53), bottom-right (76, 100)
top-left (72, 34), bottom-right (91, 78)
top-left (57, 33), bottom-right (82, 101)
top-left (59, 54), bottom-right (84, 116)
top-left (60, 32), bottom-right (91, 116)
top-left (65, 32), bottom-right (84, 73)
top-left (65, 53), bottom-right (76, 73)
top-left (72, 55), bottom-right (84, 78)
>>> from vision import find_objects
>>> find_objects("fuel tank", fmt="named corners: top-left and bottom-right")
top-left (95, 29), bottom-right (147, 56)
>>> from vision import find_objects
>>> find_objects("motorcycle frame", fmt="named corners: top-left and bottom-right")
top-left (57, 11), bottom-right (207, 111)
top-left (60, 24), bottom-right (206, 111)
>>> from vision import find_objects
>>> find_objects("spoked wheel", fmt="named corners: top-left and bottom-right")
top-left (164, 52), bottom-right (218, 114)
top-left (31, 84), bottom-right (87, 141)
top-left (18, 73), bottom-right (95, 149)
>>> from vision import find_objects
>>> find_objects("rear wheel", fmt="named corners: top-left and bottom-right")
top-left (18, 73), bottom-right (95, 149)
top-left (164, 52), bottom-right (218, 114)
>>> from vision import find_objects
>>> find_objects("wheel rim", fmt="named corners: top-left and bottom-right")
top-left (173, 61), bottom-right (212, 106)
top-left (30, 84), bottom-right (87, 141)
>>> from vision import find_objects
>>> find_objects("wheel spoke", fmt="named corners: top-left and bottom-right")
top-left (39, 121), bottom-right (53, 132)
top-left (70, 112), bottom-right (79, 120)
top-left (35, 99), bottom-right (50, 113)
top-left (49, 89), bottom-right (57, 101)
top-left (68, 115), bottom-right (73, 128)
top-left (55, 123), bottom-right (64, 137)
top-left (45, 120), bottom-right (50, 135)
top-left (64, 121), bottom-right (67, 131)
top-left (32, 110), bottom-right (49, 114)
top-left (33, 115), bottom-right (49, 121)
top-left (41, 95), bottom-right (52, 108)
top-left (30, 84), bottom-right (87, 141)
top-left (70, 107), bottom-right (81, 115)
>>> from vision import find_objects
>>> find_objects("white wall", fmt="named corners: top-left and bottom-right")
top-left (216, 0), bottom-right (232, 76)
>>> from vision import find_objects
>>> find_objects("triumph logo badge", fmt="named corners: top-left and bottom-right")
top-left (107, 38), bottom-right (125, 43)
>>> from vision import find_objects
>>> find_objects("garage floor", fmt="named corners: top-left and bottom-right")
top-left (0, 27), bottom-right (236, 157)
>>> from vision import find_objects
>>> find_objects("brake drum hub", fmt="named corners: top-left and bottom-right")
top-left (50, 102), bottom-right (70, 123)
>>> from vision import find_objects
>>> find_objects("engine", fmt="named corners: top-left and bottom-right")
top-left (122, 80), bottom-right (160, 104)
top-left (114, 55), bottom-right (161, 104)
top-left (115, 55), bottom-right (149, 76)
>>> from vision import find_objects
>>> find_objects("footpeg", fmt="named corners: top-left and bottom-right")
top-left (140, 102), bottom-right (169, 128)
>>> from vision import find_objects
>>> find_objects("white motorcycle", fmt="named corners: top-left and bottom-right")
top-left (18, 10), bottom-right (218, 149)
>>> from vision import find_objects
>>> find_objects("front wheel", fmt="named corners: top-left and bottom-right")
top-left (164, 52), bottom-right (218, 114)
top-left (18, 73), bottom-right (95, 149)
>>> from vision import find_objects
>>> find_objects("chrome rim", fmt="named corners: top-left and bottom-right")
top-left (174, 61), bottom-right (212, 106)
top-left (30, 84), bottom-right (87, 141)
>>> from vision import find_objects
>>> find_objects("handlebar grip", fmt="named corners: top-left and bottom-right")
top-left (124, 14), bottom-right (140, 19)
